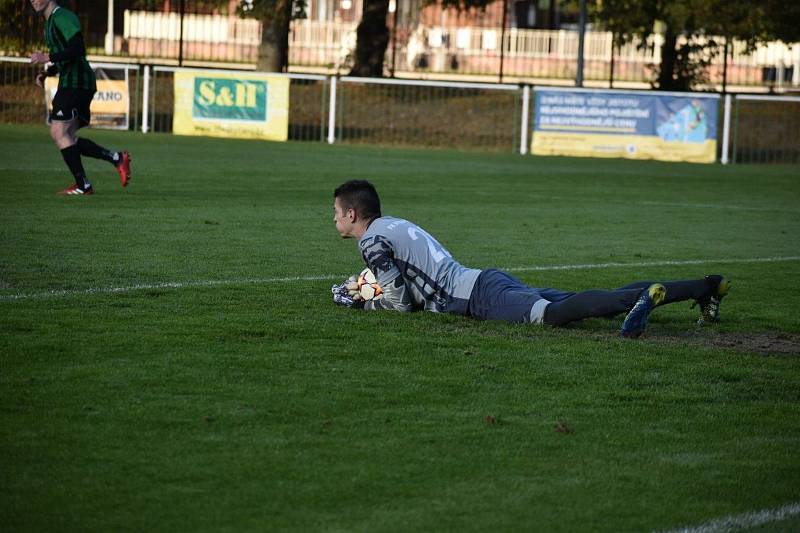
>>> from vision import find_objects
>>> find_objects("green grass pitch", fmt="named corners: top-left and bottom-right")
top-left (1, 123), bottom-right (799, 531)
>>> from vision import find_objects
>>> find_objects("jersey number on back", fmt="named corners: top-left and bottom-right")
top-left (407, 227), bottom-right (451, 263)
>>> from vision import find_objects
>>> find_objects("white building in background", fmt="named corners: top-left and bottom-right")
top-left (114, 0), bottom-right (799, 89)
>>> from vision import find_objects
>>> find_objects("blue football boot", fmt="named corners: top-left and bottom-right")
top-left (620, 283), bottom-right (667, 338)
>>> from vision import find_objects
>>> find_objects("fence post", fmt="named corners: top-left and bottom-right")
top-left (720, 93), bottom-right (731, 164)
top-left (327, 76), bottom-right (337, 144)
top-left (519, 85), bottom-right (530, 155)
top-left (105, 0), bottom-right (114, 55)
top-left (576, 0), bottom-right (586, 87)
top-left (142, 66), bottom-right (150, 134)
top-left (608, 33), bottom-right (615, 88)
top-left (178, 0), bottom-right (185, 66)
top-left (499, 0), bottom-right (508, 82)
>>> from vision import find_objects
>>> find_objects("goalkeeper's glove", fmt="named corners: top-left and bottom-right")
top-left (344, 275), bottom-right (361, 298)
top-left (331, 280), bottom-right (365, 308)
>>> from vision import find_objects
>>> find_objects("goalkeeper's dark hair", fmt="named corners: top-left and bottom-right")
top-left (334, 180), bottom-right (382, 221)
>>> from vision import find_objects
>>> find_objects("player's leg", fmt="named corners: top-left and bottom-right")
top-left (49, 88), bottom-right (92, 194)
top-left (73, 88), bottom-right (132, 187)
top-left (469, 269), bottom-right (646, 328)
top-left (542, 287), bottom-right (644, 326)
top-left (76, 137), bottom-right (131, 187)
top-left (468, 269), bottom-right (553, 323)
top-left (543, 283), bottom-right (667, 338)
top-left (616, 275), bottom-right (730, 323)
top-left (617, 278), bottom-right (705, 304)
top-left (50, 118), bottom-right (93, 194)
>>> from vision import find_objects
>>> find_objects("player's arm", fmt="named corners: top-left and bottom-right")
top-left (40, 11), bottom-right (85, 65)
top-left (34, 63), bottom-right (60, 87)
top-left (364, 275), bottom-right (413, 312)
top-left (362, 236), bottom-right (414, 313)
top-left (48, 32), bottom-right (87, 64)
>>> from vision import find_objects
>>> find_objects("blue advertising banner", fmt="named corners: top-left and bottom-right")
top-left (531, 88), bottom-right (719, 163)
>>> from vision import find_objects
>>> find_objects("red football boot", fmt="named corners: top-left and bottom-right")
top-left (116, 151), bottom-right (132, 187)
top-left (58, 184), bottom-right (94, 196)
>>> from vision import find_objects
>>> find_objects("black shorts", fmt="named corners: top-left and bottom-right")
top-left (50, 87), bottom-right (94, 128)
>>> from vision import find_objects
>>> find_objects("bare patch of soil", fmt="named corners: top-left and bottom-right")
top-left (653, 330), bottom-right (800, 356)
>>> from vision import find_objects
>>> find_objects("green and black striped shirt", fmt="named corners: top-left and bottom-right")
top-left (45, 6), bottom-right (96, 91)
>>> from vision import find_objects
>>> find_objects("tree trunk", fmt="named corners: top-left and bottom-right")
top-left (656, 25), bottom-right (678, 90)
top-left (256, 0), bottom-right (293, 72)
top-left (350, 0), bottom-right (390, 77)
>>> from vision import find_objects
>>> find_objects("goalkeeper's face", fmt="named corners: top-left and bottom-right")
top-left (333, 198), bottom-right (355, 239)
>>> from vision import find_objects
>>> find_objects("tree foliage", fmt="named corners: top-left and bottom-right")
top-left (218, 0), bottom-right (307, 72)
top-left (0, 0), bottom-right (43, 52)
top-left (350, 0), bottom-right (391, 76)
top-left (349, 0), bottom-right (498, 77)
top-left (592, 0), bottom-right (800, 90)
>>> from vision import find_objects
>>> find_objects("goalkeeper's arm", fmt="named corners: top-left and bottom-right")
top-left (364, 276), bottom-right (413, 312)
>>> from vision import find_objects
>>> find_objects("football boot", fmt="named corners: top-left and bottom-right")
top-left (620, 283), bottom-right (667, 338)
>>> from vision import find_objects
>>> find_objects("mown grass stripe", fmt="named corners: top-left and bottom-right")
top-left (2, 256), bottom-right (798, 303)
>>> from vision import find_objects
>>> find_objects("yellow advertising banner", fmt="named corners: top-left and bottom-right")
top-left (532, 132), bottom-right (717, 164)
top-left (173, 71), bottom-right (289, 141)
top-left (45, 68), bottom-right (130, 129)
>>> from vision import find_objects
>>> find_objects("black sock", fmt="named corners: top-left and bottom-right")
top-left (76, 137), bottom-right (118, 165)
top-left (544, 278), bottom-right (715, 326)
top-left (60, 144), bottom-right (90, 189)
top-left (617, 279), bottom-right (710, 304)
top-left (543, 288), bottom-right (642, 326)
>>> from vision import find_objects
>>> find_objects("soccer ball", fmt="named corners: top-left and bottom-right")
top-left (357, 268), bottom-right (383, 300)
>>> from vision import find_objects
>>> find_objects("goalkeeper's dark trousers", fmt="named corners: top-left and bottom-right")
top-left (541, 278), bottom-right (711, 327)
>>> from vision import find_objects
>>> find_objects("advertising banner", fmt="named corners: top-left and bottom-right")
top-left (173, 71), bottom-right (289, 141)
top-left (45, 66), bottom-right (129, 129)
top-left (531, 88), bottom-right (719, 163)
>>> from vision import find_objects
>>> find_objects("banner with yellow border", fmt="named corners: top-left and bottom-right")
top-left (531, 88), bottom-right (719, 163)
top-left (173, 71), bottom-right (289, 141)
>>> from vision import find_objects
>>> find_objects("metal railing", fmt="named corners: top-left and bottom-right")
top-left (2, 57), bottom-right (798, 164)
top-left (0, 57), bottom-right (142, 131)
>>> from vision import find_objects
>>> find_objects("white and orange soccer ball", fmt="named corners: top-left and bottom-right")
top-left (357, 268), bottom-right (383, 300)
top-left (346, 268), bottom-right (383, 301)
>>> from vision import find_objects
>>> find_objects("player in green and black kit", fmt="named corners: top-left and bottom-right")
top-left (29, 0), bottom-right (132, 195)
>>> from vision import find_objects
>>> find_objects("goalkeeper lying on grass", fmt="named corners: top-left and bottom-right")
top-left (331, 180), bottom-right (729, 338)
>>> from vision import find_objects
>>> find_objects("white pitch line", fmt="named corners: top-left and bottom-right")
top-left (661, 501), bottom-right (800, 533)
top-left (638, 200), bottom-right (797, 213)
top-left (1, 256), bottom-right (799, 303)
top-left (504, 255), bottom-right (800, 273)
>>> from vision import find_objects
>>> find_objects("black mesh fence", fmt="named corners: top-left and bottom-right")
top-left (335, 79), bottom-right (521, 152)
top-left (0, 59), bottom-right (142, 131)
top-left (732, 98), bottom-right (800, 165)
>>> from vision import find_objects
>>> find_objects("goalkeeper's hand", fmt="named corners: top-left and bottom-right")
top-left (331, 278), bottom-right (365, 308)
top-left (344, 275), bottom-right (362, 298)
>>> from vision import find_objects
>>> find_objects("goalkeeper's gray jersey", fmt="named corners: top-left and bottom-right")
top-left (359, 216), bottom-right (481, 315)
